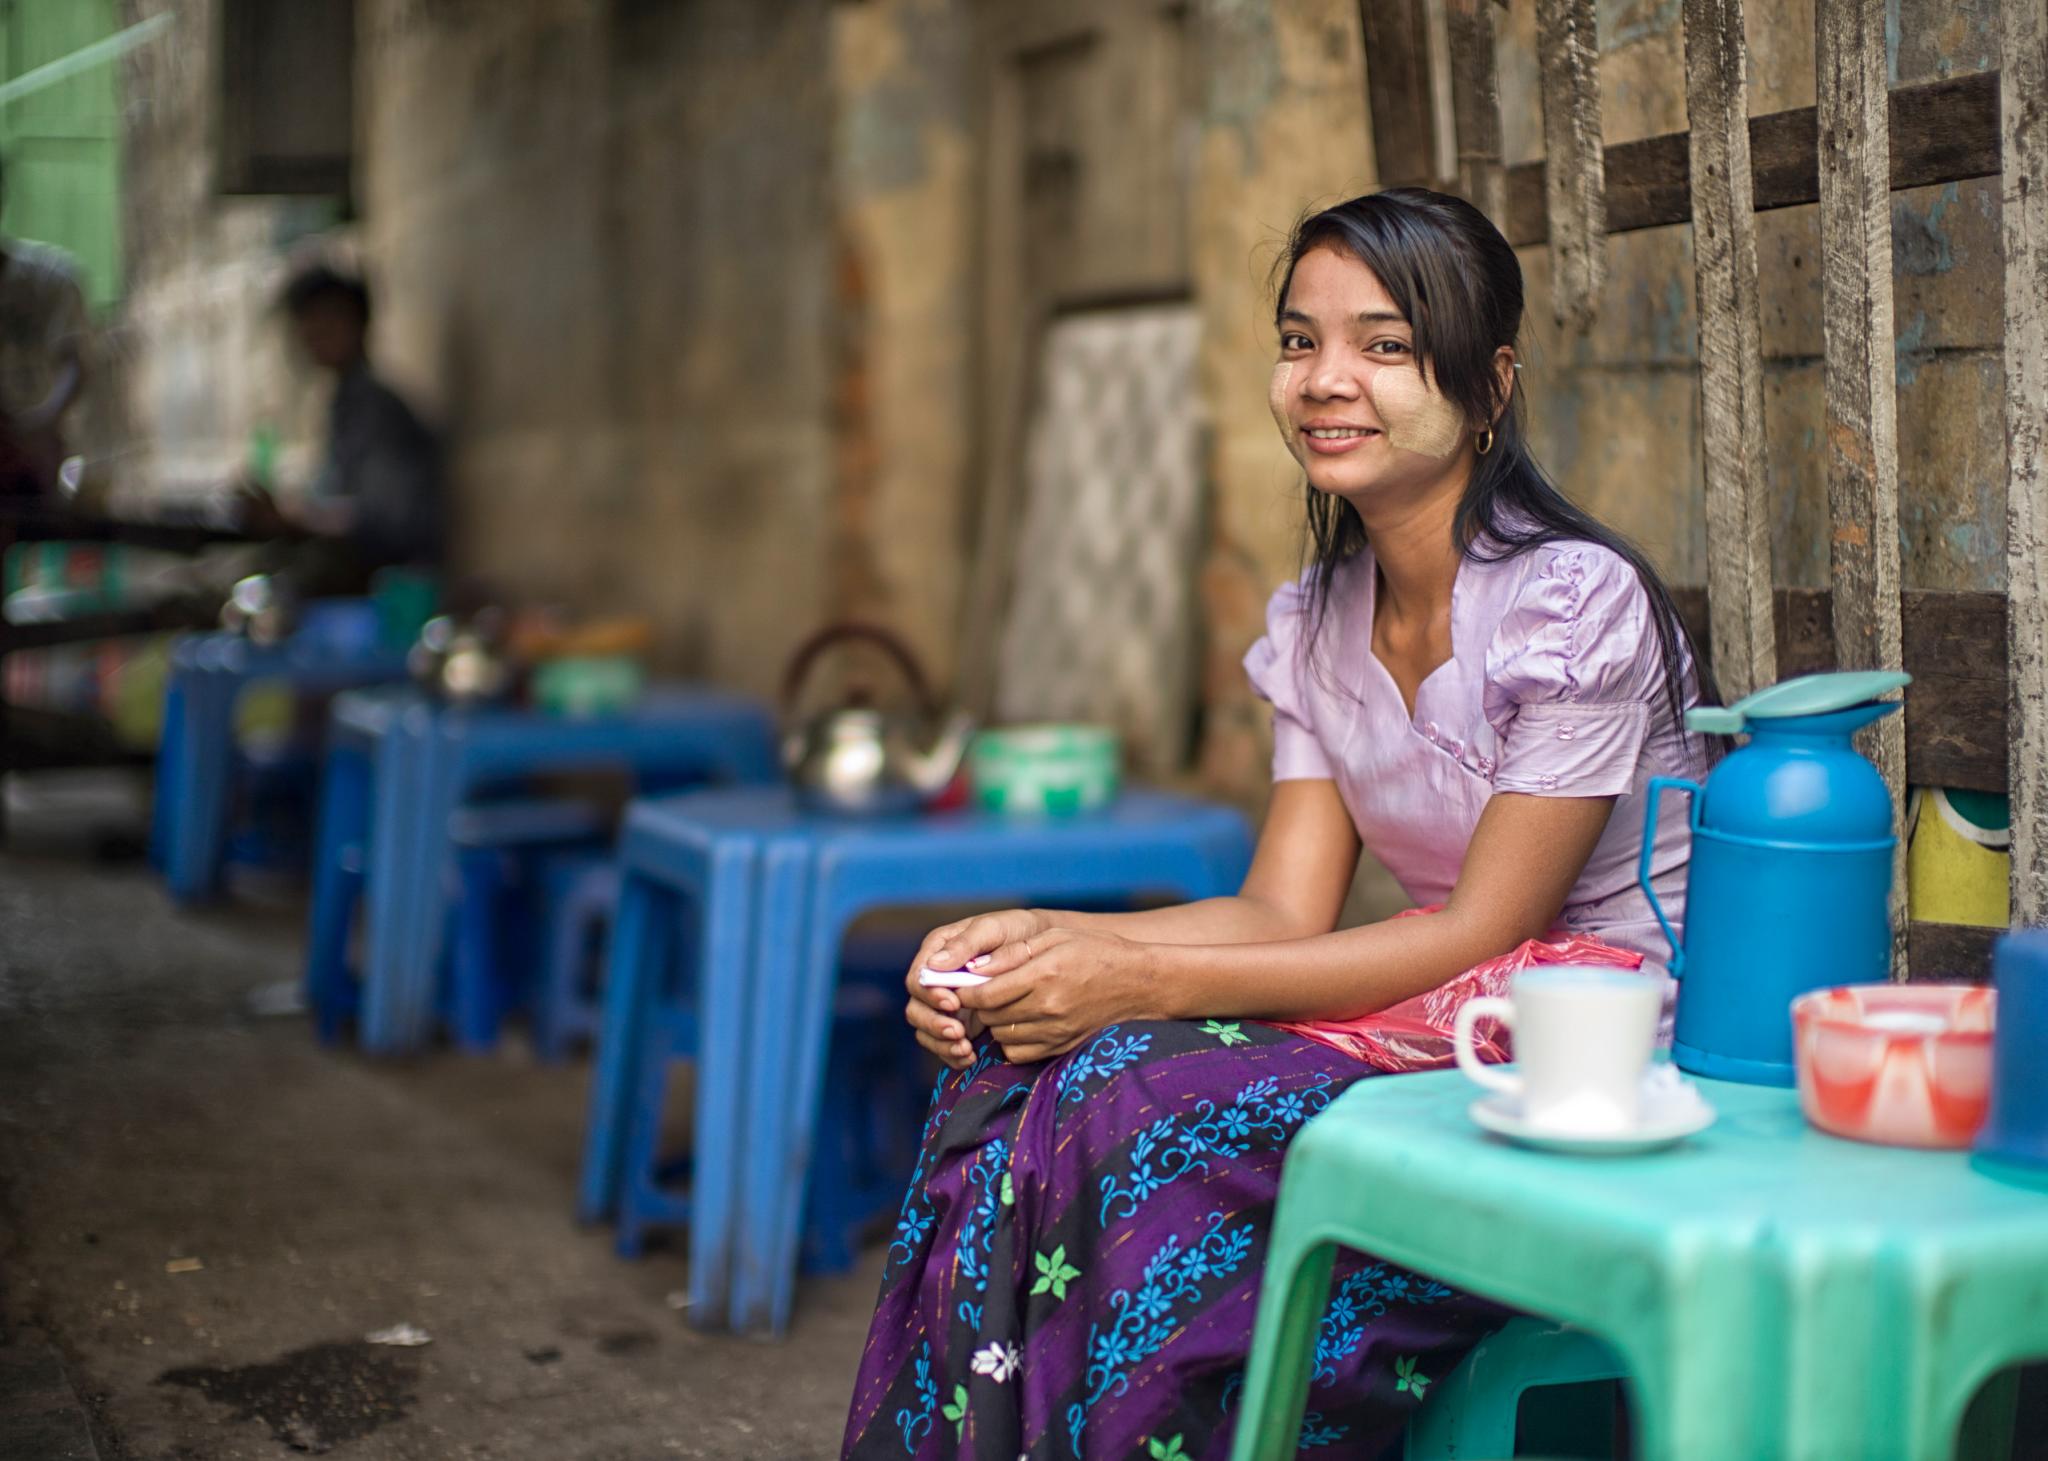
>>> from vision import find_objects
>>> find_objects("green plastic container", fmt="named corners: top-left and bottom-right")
top-left (968, 724), bottom-right (1121, 816)
top-left (370, 568), bottom-right (440, 654)
top-left (531, 655), bottom-right (644, 718)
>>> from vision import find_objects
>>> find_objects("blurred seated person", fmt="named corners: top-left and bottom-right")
top-left (0, 154), bottom-right (88, 499)
top-left (240, 264), bottom-right (444, 595)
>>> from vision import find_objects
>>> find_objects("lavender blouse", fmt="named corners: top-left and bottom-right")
top-left (1244, 538), bottom-right (1699, 981)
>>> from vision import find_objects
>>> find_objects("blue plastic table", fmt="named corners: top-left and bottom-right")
top-left (152, 630), bottom-right (411, 902)
top-left (1231, 1070), bottom-right (2048, 1461)
top-left (576, 784), bottom-right (1255, 1336)
top-left (357, 688), bottom-right (779, 1055)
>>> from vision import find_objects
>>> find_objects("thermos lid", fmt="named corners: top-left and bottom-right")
top-left (1685, 669), bottom-right (1911, 736)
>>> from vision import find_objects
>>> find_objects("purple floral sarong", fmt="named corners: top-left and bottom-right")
top-left (841, 1019), bottom-right (1507, 1460)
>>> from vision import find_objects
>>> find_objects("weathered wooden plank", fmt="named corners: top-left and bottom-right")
top-left (1501, 70), bottom-right (2003, 247)
top-left (1671, 586), bottom-right (2009, 793)
top-left (1683, 0), bottom-right (1777, 700)
top-left (2002, 0), bottom-right (2048, 925)
top-left (1818, 0), bottom-right (1908, 969)
top-left (1534, 0), bottom-right (1605, 332)
top-left (1907, 920), bottom-right (2001, 981)
top-left (1445, 0), bottom-right (1505, 224)
top-left (1361, 0), bottom-right (1438, 188)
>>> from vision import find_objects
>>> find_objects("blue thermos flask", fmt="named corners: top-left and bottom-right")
top-left (1639, 670), bottom-right (1910, 1086)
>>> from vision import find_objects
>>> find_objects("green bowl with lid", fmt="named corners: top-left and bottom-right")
top-left (968, 724), bottom-right (1121, 816)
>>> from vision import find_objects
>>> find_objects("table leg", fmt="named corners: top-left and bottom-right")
top-left (360, 709), bottom-right (428, 1052)
top-left (685, 833), bottom-right (763, 1324)
top-left (579, 871), bottom-right (661, 1223)
top-left (1226, 1230), bottom-right (1337, 1461)
top-left (147, 675), bottom-right (186, 871)
top-left (371, 717), bottom-right (466, 1053)
top-left (164, 672), bottom-right (241, 903)
top-left (729, 838), bottom-right (820, 1336)
top-left (304, 744), bottom-right (370, 1042)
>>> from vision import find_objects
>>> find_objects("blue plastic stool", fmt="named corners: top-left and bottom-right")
top-left (574, 785), bottom-right (1255, 1335)
top-left (443, 800), bottom-right (611, 1053)
top-left (357, 688), bottom-right (780, 1056)
top-left (607, 938), bottom-right (924, 1263)
top-left (224, 741), bottom-right (320, 872)
top-left (152, 617), bottom-right (410, 903)
top-left (530, 853), bottom-right (620, 1061)
top-left (801, 977), bottom-right (929, 1276)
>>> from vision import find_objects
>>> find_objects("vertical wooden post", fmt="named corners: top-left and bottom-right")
top-left (2002, 0), bottom-right (2048, 926)
top-left (1817, 0), bottom-right (1908, 970)
top-left (1683, 0), bottom-right (1777, 700)
top-left (1535, 0), bottom-right (1606, 332)
top-left (1445, 0), bottom-right (1505, 225)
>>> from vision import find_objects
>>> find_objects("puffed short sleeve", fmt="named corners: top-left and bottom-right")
top-left (1481, 545), bottom-right (1662, 797)
top-left (1243, 579), bottom-right (1335, 781)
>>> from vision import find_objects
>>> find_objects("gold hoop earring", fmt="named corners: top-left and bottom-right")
top-left (1476, 428), bottom-right (1494, 456)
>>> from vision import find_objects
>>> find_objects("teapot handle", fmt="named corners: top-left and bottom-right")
top-left (781, 622), bottom-right (937, 720)
top-left (1640, 776), bottom-right (1701, 979)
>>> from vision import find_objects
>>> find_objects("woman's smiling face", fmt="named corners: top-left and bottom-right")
top-left (1272, 244), bottom-right (1471, 505)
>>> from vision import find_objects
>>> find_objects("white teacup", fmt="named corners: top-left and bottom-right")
top-left (1452, 966), bottom-right (1664, 1135)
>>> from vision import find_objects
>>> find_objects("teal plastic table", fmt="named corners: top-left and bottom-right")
top-left (1231, 1070), bottom-right (2048, 1461)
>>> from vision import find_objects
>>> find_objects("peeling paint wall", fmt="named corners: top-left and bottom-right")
top-left (1189, 0), bottom-right (1375, 800)
top-left (827, 0), bottom-right (976, 685)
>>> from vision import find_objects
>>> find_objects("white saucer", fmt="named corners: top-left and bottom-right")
top-left (1469, 1080), bottom-right (1716, 1156)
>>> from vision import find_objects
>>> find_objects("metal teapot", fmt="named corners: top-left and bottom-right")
top-left (219, 573), bottom-right (297, 646)
top-left (782, 623), bottom-right (974, 816)
top-left (408, 611), bottom-right (516, 705)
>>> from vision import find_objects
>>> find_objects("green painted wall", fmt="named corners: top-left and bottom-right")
top-left (0, 0), bottom-right (121, 309)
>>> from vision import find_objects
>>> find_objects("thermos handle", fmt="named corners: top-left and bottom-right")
top-left (1640, 775), bottom-right (1701, 979)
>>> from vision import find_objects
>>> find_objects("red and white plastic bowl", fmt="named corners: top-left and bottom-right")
top-left (1791, 983), bottom-right (1996, 1148)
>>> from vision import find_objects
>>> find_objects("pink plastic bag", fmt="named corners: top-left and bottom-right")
top-left (1270, 905), bottom-right (1646, 1073)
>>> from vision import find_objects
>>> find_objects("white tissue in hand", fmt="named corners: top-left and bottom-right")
top-left (919, 966), bottom-right (990, 988)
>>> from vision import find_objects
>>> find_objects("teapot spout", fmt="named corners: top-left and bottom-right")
top-left (908, 710), bottom-right (977, 797)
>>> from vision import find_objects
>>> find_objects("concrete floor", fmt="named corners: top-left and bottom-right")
top-left (0, 774), bottom-right (882, 1460)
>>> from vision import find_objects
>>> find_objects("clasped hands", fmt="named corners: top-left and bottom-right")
top-left (902, 908), bottom-right (1163, 1069)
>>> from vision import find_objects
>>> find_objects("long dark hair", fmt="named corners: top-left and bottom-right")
top-left (1274, 187), bottom-right (1714, 751)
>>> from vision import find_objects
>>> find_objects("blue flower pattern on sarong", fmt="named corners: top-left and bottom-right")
top-left (895, 1340), bottom-right (936, 1452)
top-left (1298, 1412), bottom-right (1349, 1448)
top-left (884, 1103), bottom-right (948, 1277)
top-left (1065, 1211), bottom-right (1254, 1454)
top-left (1312, 1263), bottom-right (1455, 1384)
top-left (953, 1135), bottom-right (1012, 1333)
top-left (1098, 1073), bottom-right (1335, 1223)
top-left (1055, 1025), bottom-right (1152, 1105)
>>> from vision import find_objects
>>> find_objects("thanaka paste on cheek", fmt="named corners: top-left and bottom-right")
top-left (1367, 363), bottom-right (1466, 459)
top-left (1269, 360), bottom-right (1302, 463)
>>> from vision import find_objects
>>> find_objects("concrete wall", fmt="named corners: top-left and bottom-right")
top-left (356, 0), bottom-right (838, 694)
top-left (111, 0), bottom-right (2006, 750)
top-left (115, 0), bottom-right (333, 503)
